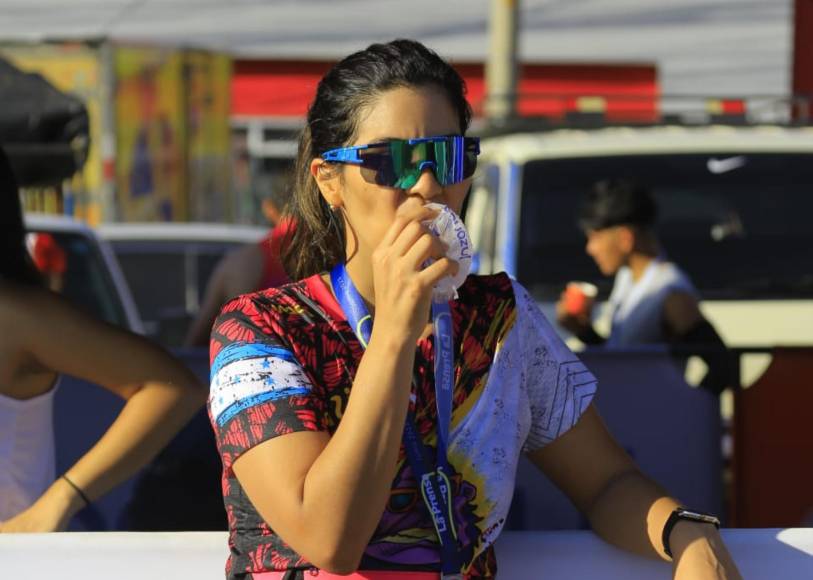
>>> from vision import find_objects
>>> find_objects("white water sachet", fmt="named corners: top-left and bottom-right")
top-left (422, 203), bottom-right (473, 301)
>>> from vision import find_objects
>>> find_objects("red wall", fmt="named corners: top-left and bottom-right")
top-left (231, 60), bottom-right (333, 117)
top-left (794, 0), bottom-right (813, 99)
top-left (232, 59), bottom-right (659, 123)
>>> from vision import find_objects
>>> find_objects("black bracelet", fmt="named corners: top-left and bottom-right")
top-left (61, 474), bottom-right (91, 507)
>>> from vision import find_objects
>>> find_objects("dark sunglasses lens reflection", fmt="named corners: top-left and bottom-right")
top-left (359, 137), bottom-right (478, 188)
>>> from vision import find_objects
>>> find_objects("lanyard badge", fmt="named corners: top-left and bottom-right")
top-left (330, 264), bottom-right (463, 579)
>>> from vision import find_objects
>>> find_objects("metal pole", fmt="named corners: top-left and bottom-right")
top-left (485, 0), bottom-right (519, 125)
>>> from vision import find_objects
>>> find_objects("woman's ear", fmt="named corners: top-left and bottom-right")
top-left (311, 159), bottom-right (342, 208)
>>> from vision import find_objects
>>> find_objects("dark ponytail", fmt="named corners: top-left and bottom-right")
top-left (0, 147), bottom-right (42, 286)
top-left (282, 39), bottom-right (472, 280)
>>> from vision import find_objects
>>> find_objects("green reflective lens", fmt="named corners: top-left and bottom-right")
top-left (323, 135), bottom-right (479, 189)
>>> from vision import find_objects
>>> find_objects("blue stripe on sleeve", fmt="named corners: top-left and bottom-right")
top-left (211, 342), bottom-right (298, 381)
top-left (216, 387), bottom-right (312, 427)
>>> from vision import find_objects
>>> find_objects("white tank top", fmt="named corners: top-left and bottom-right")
top-left (0, 381), bottom-right (58, 520)
top-left (606, 259), bottom-right (697, 347)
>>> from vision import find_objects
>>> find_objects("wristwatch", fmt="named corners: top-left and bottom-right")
top-left (662, 507), bottom-right (721, 558)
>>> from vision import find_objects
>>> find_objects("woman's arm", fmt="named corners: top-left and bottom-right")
top-left (231, 201), bottom-right (457, 573)
top-left (663, 291), bottom-right (733, 394)
top-left (233, 329), bottom-right (418, 573)
top-left (528, 405), bottom-right (741, 578)
top-left (0, 287), bottom-right (205, 532)
top-left (184, 245), bottom-right (264, 347)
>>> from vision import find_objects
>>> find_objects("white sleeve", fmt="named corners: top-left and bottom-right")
top-left (512, 280), bottom-right (598, 453)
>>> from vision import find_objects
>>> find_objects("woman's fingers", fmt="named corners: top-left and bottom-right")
top-left (401, 229), bottom-right (446, 271)
top-left (378, 200), bottom-right (438, 250)
top-left (389, 220), bottom-right (431, 258)
top-left (417, 257), bottom-right (459, 288)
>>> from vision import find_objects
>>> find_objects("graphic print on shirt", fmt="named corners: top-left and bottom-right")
top-left (207, 273), bottom-right (597, 579)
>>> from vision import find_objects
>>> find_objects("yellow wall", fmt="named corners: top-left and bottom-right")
top-left (2, 41), bottom-right (233, 223)
top-left (185, 51), bottom-right (233, 222)
top-left (114, 46), bottom-right (187, 221)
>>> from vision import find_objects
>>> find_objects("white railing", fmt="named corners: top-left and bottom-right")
top-left (1, 529), bottom-right (811, 579)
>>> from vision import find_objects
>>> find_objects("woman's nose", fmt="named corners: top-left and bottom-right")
top-left (408, 168), bottom-right (443, 201)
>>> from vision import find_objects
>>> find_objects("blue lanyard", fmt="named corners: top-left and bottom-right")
top-left (330, 264), bottom-right (462, 579)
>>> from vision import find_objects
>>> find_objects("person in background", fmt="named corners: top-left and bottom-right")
top-left (184, 188), bottom-right (293, 347)
top-left (0, 146), bottom-right (205, 531)
top-left (556, 178), bottom-right (732, 393)
top-left (207, 40), bottom-right (740, 579)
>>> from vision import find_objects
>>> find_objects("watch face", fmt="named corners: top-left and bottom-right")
top-left (677, 508), bottom-right (721, 527)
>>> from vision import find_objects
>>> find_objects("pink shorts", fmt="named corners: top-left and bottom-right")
top-left (252, 571), bottom-right (441, 579)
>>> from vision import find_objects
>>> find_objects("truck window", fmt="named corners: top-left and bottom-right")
top-left (518, 153), bottom-right (813, 301)
top-left (27, 231), bottom-right (129, 327)
top-left (110, 240), bottom-right (247, 345)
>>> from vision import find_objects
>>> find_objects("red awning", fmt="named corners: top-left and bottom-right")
top-left (232, 60), bottom-right (659, 123)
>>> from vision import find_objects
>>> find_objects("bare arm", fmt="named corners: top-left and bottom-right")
top-left (231, 202), bottom-right (456, 573)
top-left (0, 286), bottom-right (205, 532)
top-left (184, 245), bottom-right (263, 347)
top-left (663, 291), bottom-right (732, 393)
top-left (529, 405), bottom-right (741, 577)
top-left (234, 329), bottom-right (417, 572)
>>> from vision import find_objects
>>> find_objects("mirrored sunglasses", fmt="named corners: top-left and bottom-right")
top-left (322, 135), bottom-right (480, 189)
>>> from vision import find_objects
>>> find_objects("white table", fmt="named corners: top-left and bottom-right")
top-left (1, 529), bottom-right (811, 579)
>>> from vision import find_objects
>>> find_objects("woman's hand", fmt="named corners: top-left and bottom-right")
top-left (555, 289), bottom-right (593, 336)
top-left (370, 198), bottom-right (459, 344)
top-left (671, 522), bottom-right (743, 579)
top-left (0, 478), bottom-right (83, 533)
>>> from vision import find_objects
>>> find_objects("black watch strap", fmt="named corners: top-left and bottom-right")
top-left (662, 507), bottom-right (721, 558)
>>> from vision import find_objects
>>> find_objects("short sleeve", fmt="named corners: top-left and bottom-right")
top-left (208, 295), bottom-right (325, 473)
top-left (512, 280), bottom-right (598, 453)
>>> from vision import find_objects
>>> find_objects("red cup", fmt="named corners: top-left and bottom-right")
top-left (564, 282), bottom-right (598, 317)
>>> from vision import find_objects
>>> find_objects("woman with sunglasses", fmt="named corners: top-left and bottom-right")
top-left (207, 40), bottom-right (740, 579)
top-left (0, 147), bottom-right (205, 531)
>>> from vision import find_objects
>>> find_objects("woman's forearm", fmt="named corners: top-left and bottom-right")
top-left (588, 469), bottom-right (741, 577)
top-left (61, 376), bottom-right (204, 513)
top-left (587, 469), bottom-right (678, 559)
top-left (296, 328), bottom-right (416, 569)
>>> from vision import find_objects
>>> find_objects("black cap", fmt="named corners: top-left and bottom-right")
top-left (578, 178), bottom-right (657, 231)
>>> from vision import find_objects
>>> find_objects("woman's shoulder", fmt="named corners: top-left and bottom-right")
top-left (458, 272), bottom-right (514, 300)
top-left (455, 273), bottom-right (519, 323)
top-left (212, 279), bottom-right (316, 342)
top-left (0, 281), bottom-right (60, 324)
top-left (655, 261), bottom-right (698, 296)
top-left (219, 278), bottom-right (309, 314)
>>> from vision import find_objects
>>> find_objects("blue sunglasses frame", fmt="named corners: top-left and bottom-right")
top-left (321, 135), bottom-right (480, 188)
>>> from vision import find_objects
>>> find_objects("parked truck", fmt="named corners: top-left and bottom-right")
top-left (467, 123), bottom-right (813, 350)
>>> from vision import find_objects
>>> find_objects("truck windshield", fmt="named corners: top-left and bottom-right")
top-left (518, 153), bottom-right (813, 301)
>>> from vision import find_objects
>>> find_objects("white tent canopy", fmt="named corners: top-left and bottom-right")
top-left (0, 0), bottom-right (793, 96)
